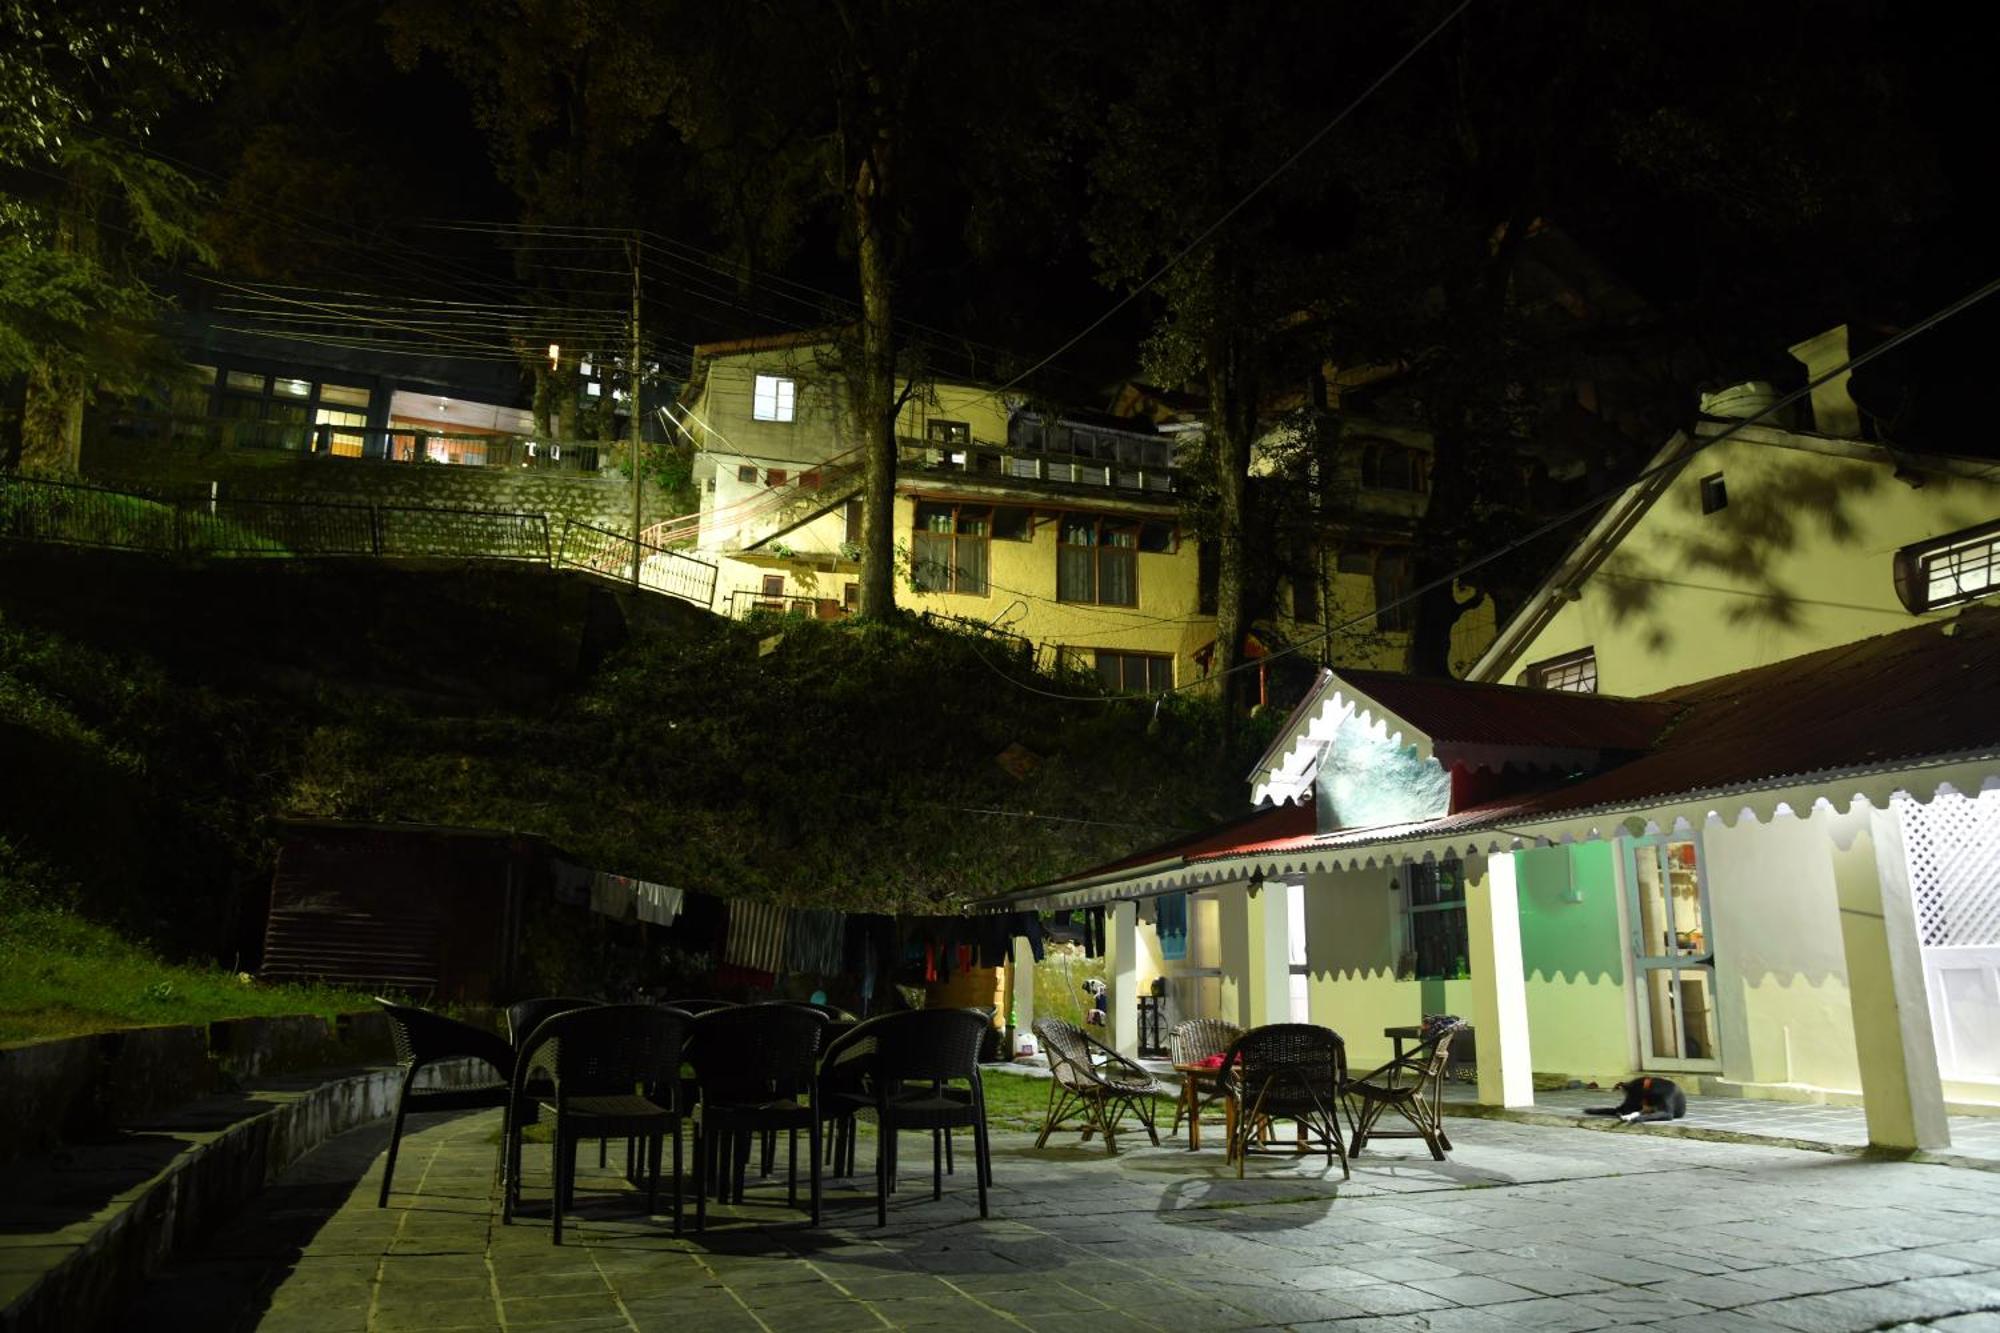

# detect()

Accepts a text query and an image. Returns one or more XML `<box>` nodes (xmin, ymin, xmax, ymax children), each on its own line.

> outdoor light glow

<box><xmin>547</xmin><ymin>342</ymin><xmax>560</xmax><ymax>368</ymax></box>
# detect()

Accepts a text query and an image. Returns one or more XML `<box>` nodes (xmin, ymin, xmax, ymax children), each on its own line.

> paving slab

<box><xmin>100</xmin><ymin>1104</ymin><xmax>2000</xmax><ymax>1332</ymax></box>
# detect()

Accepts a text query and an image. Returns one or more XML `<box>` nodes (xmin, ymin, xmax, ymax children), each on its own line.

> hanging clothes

<box><xmin>1012</xmin><ymin>911</ymin><xmax>1046</xmax><ymax>962</ymax></box>
<box><xmin>589</xmin><ymin>872</ymin><xmax>635</xmax><ymax>922</ymax></box>
<box><xmin>1156</xmin><ymin>892</ymin><xmax>1189</xmax><ymax>962</ymax></box>
<box><xmin>632</xmin><ymin>881</ymin><xmax>684</xmax><ymax>926</ymax></box>
<box><xmin>786</xmin><ymin>909</ymin><xmax>846</xmax><ymax>975</ymax></box>
<box><xmin>1086</xmin><ymin>906</ymin><xmax>1107</xmax><ymax>958</ymax></box>
<box><xmin>724</xmin><ymin>900</ymin><xmax>789</xmax><ymax>974</ymax></box>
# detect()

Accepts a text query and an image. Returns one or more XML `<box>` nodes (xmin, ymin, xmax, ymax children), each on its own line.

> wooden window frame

<box><xmin>1523</xmin><ymin>646</ymin><xmax>1598</xmax><ymax>694</ymax></box>
<box><xmin>1092</xmin><ymin>649</ymin><xmax>1173</xmax><ymax>695</ymax></box>
<box><xmin>1056</xmin><ymin>512</ymin><xmax>1140</xmax><ymax>607</ymax></box>
<box><xmin>1894</xmin><ymin>519</ymin><xmax>2000</xmax><ymax>614</ymax></box>
<box><xmin>911</xmin><ymin>500</ymin><xmax>991</xmax><ymax>596</ymax></box>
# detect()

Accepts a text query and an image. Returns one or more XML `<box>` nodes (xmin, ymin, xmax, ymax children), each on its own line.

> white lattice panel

<box><xmin>1902</xmin><ymin>788</ymin><xmax>2000</xmax><ymax>947</ymax></box>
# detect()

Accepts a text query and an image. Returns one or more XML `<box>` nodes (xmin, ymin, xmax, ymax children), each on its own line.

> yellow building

<box><xmin>672</xmin><ymin>333</ymin><xmax>1488</xmax><ymax>686</ymax></box>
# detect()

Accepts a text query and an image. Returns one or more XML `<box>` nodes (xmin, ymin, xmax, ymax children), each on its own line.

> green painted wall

<box><xmin>1516</xmin><ymin>843</ymin><xmax>1632</xmax><ymax>1079</ymax></box>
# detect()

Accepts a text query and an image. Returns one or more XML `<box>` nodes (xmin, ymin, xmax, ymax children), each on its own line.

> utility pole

<box><xmin>629</xmin><ymin>232</ymin><xmax>643</xmax><ymax>587</ymax></box>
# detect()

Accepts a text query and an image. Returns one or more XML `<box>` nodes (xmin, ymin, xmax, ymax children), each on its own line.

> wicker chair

<box><xmin>1221</xmin><ymin>1024</ymin><xmax>1350</xmax><ymax>1180</ymax></box>
<box><xmin>1344</xmin><ymin>1023</ymin><xmax>1462</xmax><ymax>1160</ymax></box>
<box><xmin>1167</xmin><ymin>1017</ymin><xmax>1243</xmax><ymax>1143</ymax></box>
<box><xmin>1031</xmin><ymin>1017</ymin><xmax>1161</xmax><ymax>1155</ymax></box>
<box><xmin>688</xmin><ymin>1003</ymin><xmax>828</xmax><ymax>1229</ymax></box>
<box><xmin>374</xmin><ymin>999</ymin><xmax>517</xmax><ymax>1208</ymax></box>
<box><xmin>501</xmin><ymin>1004</ymin><xmax>691</xmax><ymax>1243</ymax></box>
<box><xmin>823</xmin><ymin>1009</ymin><xmax>993</xmax><ymax>1225</ymax></box>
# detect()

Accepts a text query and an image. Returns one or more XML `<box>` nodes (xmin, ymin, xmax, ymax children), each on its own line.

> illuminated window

<box><xmin>752</xmin><ymin>374</ymin><xmax>796</xmax><ymax>422</ymax></box>
<box><xmin>926</xmin><ymin>419</ymin><xmax>971</xmax><ymax>446</ymax></box>
<box><xmin>1895</xmin><ymin>520</ymin><xmax>2000</xmax><ymax>614</ymax></box>
<box><xmin>912</xmin><ymin>501</ymin><xmax>989</xmax><ymax>595</ymax></box>
<box><xmin>1524</xmin><ymin>646</ymin><xmax>1598</xmax><ymax>694</ymax></box>
<box><xmin>1057</xmin><ymin>514</ymin><xmax>1137</xmax><ymax>606</ymax></box>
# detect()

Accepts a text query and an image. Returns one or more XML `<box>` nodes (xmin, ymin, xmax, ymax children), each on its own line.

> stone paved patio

<box><xmin>126</xmin><ymin>1104</ymin><xmax>2000</xmax><ymax>1332</ymax></box>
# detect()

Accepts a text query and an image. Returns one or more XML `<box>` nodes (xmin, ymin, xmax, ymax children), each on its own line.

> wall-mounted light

<box><xmin>548</xmin><ymin>342</ymin><xmax>561</xmax><ymax>370</ymax></box>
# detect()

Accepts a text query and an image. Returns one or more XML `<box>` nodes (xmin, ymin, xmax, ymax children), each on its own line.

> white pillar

<box><xmin>1105</xmin><ymin>899</ymin><xmax>1139</xmax><ymax>1058</ymax></box>
<box><xmin>1009</xmin><ymin>935</ymin><xmax>1036</xmax><ymax>1058</ymax></box>
<box><xmin>1465</xmin><ymin>852</ymin><xmax>1533</xmax><ymax>1107</ymax></box>
<box><xmin>1244</xmin><ymin>882</ymin><xmax>1292</xmax><ymax>1027</ymax></box>
<box><xmin>1831</xmin><ymin>805</ymin><xmax>1950</xmax><ymax>1150</ymax></box>
<box><xmin>1217</xmin><ymin>883</ymin><xmax>1252</xmax><ymax>1027</ymax></box>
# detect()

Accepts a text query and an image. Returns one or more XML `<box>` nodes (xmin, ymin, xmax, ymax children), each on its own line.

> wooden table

<box><xmin>1172</xmin><ymin>1061</ymin><xmax>1231</xmax><ymax>1151</ymax></box>
<box><xmin>1384</xmin><ymin>1023</ymin><xmax>1475</xmax><ymax>1071</ymax></box>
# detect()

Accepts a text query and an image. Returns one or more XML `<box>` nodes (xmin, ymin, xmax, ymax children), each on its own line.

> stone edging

<box><xmin>1</xmin><ymin>1059</ymin><xmax>477</xmax><ymax>1333</ymax></box>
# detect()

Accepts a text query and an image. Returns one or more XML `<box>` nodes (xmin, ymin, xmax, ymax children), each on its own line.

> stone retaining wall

<box><xmin>81</xmin><ymin>433</ymin><xmax>669</xmax><ymax>536</ymax></box>
<box><xmin>0</xmin><ymin>1012</ymin><xmax>393</xmax><ymax>1165</ymax></box>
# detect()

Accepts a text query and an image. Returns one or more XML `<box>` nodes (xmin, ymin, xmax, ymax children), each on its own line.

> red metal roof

<box><xmin>1332</xmin><ymin>668</ymin><xmax>1681</xmax><ymax>752</ymax></box>
<box><xmin>1007</xmin><ymin>607</ymin><xmax>2000</xmax><ymax>894</ymax></box>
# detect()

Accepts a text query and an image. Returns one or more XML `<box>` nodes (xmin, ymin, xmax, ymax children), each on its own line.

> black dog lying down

<box><xmin>1585</xmin><ymin>1076</ymin><xmax>1686</xmax><ymax>1124</ymax></box>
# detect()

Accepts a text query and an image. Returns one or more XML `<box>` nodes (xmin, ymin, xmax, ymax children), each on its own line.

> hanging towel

<box><xmin>633</xmin><ymin>881</ymin><xmax>684</xmax><ymax>926</ymax></box>
<box><xmin>589</xmin><ymin>872</ymin><xmax>635</xmax><ymax>922</ymax></box>
<box><xmin>1157</xmin><ymin>892</ymin><xmax>1189</xmax><ymax>962</ymax></box>
<box><xmin>725</xmin><ymin>900</ymin><xmax>789</xmax><ymax>973</ymax></box>
<box><xmin>786</xmin><ymin>909</ymin><xmax>846</xmax><ymax>975</ymax></box>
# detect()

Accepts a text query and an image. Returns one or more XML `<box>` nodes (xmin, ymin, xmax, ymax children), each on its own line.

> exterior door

<box><xmin>1623</xmin><ymin>835</ymin><xmax>1723</xmax><ymax>1071</ymax></box>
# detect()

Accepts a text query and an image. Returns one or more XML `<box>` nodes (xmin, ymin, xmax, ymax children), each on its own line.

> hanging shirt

<box><xmin>632</xmin><ymin>881</ymin><xmax>684</xmax><ymax>926</ymax></box>
<box><xmin>589</xmin><ymin>872</ymin><xmax>635</xmax><ymax>922</ymax></box>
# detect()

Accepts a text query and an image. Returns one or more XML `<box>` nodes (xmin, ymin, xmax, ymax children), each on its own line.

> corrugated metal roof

<box><xmin>1218</xmin><ymin>607</ymin><xmax>2000</xmax><ymax>860</ymax></box>
<box><xmin>1331</xmin><ymin>668</ymin><xmax>1681</xmax><ymax>751</ymax></box>
<box><xmin>989</xmin><ymin>606</ymin><xmax>2000</xmax><ymax>904</ymax></box>
<box><xmin>1009</xmin><ymin>799</ymin><xmax>1316</xmax><ymax>893</ymax></box>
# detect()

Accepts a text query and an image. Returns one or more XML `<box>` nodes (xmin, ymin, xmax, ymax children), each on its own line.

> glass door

<box><xmin>1623</xmin><ymin>835</ymin><xmax>1722</xmax><ymax>1071</ymax></box>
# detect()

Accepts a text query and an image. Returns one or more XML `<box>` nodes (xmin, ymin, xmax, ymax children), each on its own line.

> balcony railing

<box><xmin>898</xmin><ymin>438</ymin><xmax>1176</xmax><ymax>496</ymax></box>
<box><xmin>92</xmin><ymin>410</ymin><xmax>604</xmax><ymax>475</ymax></box>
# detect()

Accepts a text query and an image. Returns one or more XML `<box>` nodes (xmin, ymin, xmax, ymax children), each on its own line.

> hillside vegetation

<box><xmin>0</xmin><ymin>548</ymin><xmax>1277</xmax><ymax>988</ymax></box>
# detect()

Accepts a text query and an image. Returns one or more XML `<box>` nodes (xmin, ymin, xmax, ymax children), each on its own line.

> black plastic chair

<box><xmin>505</xmin><ymin>996</ymin><xmax>600</xmax><ymax>1046</ymax></box>
<box><xmin>502</xmin><ymin>1004</ymin><xmax>691</xmax><ymax>1243</ymax></box>
<box><xmin>374</xmin><ymin>999</ymin><xmax>516</xmax><ymax>1208</ymax></box>
<box><xmin>689</xmin><ymin>1003</ymin><xmax>828</xmax><ymax>1229</ymax></box>
<box><xmin>1221</xmin><ymin>1023</ymin><xmax>1350</xmax><ymax>1180</ymax></box>
<box><xmin>661</xmin><ymin>998</ymin><xmax>736</xmax><ymax>1015</ymax></box>
<box><xmin>825</xmin><ymin>1010</ymin><xmax>993</xmax><ymax>1226</ymax></box>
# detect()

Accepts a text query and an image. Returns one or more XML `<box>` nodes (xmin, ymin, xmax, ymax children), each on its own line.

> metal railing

<box><xmin>898</xmin><ymin>439</ymin><xmax>1176</xmax><ymax>495</ymax></box>
<box><xmin>93</xmin><ymin>410</ymin><xmax>604</xmax><ymax>474</ymax></box>
<box><xmin>554</xmin><ymin>518</ymin><xmax>720</xmax><ymax>610</ymax></box>
<box><xmin>720</xmin><ymin>590</ymin><xmax>851</xmax><ymax>620</ymax></box>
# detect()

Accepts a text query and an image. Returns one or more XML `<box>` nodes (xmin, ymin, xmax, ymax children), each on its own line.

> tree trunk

<box><xmin>18</xmin><ymin>186</ymin><xmax>90</xmax><ymax>476</ymax></box>
<box><xmin>1207</xmin><ymin>328</ymin><xmax>1257</xmax><ymax>719</ymax></box>
<box><xmin>18</xmin><ymin>359</ymin><xmax>84</xmax><ymax>476</ymax></box>
<box><xmin>852</xmin><ymin>132</ymin><xmax>898</xmax><ymax>619</ymax></box>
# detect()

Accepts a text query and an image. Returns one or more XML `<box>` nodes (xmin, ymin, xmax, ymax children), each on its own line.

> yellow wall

<box><xmin>1512</xmin><ymin>431</ymin><xmax>2000</xmax><ymax>697</ymax></box>
<box><xmin>1301</xmin><ymin>862</ymin><xmax>1475</xmax><ymax>1072</ymax></box>
<box><xmin>1704</xmin><ymin>811</ymin><xmax>1863</xmax><ymax>1095</ymax></box>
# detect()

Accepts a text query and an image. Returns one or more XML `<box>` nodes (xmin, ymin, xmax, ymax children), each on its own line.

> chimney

<box><xmin>1787</xmin><ymin>324</ymin><xmax>1862</xmax><ymax>438</ymax></box>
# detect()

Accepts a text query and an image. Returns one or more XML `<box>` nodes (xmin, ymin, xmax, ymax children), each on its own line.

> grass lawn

<box><xmin>0</xmin><ymin>899</ymin><xmax>373</xmax><ymax>1045</ymax></box>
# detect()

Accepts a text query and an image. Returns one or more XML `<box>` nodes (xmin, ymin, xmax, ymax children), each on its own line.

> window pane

<box><xmin>992</xmin><ymin>506</ymin><xmax>1031</xmax><ymax>541</ymax></box>
<box><xmin>1146</xmin><ymin>655</ymin><xmax>1172</xmax><ymax>693</ymax></box>
<box><xmin>753</xmin><ymin>373</ymin><xmax>795</xmax><ymax>422</ymax></box>
<box><xmin>1058</xmin><ymin>546</ymin><xmax>1095</xmax><ymax>602</ymax></box>
<box><xmin>913</xmin><ymin>532</ymin><xmax>952</xmax><ymax>591</ymax></box>
<box><xmin>273</xmin><ymin>377</ymin><xmax>312</xmax><ymax>399</ymax></box>
<box><xmin>1060</xmin><ymin>517</ymin><xmax>1096</xmax><ymax>546</ymax></box>
<box><xmin>917</xmin><ymin>502</ymin><xmax>954</xmax><ymax>534</ymax></box>
<box><xmin>956</xmin><ymin>507</ymin><xmax>989</xmax><ymax>536</ymax></box>
<box><xmin>1095</xmin><ymin>652</ymin><xmax>1124</xmax><ymax>692</ymax></box>
<box><xmin>318</xmin><ymin>383</ymin><xmax>370</xmax><ymax>408</ymax></box>
<box><xmin>1098</xmin><ymin>546</ymin><xmax>1137</xmax><ymax>606</ymax></box>
<box><xmin>955</xmin><ymin>533</ymin><xmax>988</xmax><ymax>595</ymax></box>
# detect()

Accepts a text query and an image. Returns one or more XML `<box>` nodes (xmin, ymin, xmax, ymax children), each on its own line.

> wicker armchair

<box><xmin>1344</xmin><ymin>1023</ymin><xmax>1462</xmax><ymax>1160</ymax></box>
<box><xmin>501</xmin><ymin>1004</ymin><xmax>691</xmax><ymax>1243</ymax></box>
<box><xmin>1167</xmin><ymin>1017</ymin><xmax>1243</xmax><ymax>1142</ymax></box>
<box><xmin>688</xmin><ymin>1003</ymin><xmax>828</xmax><ymax>1229</ymax></box>
<box><xmin>1221</xmin><ymin>1024</ymin><xmax>1350</xmax><ymax>1180</ymax></box>
<box><xmin>374</xmin><ymin>999</ymin><xmax>517</xmax><ymax>1208</ymax></box>
<box><xmin>1031</xmin><ymin>1017</ymin><xmax>1161</xmax><ymax>1155</ymax></box>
